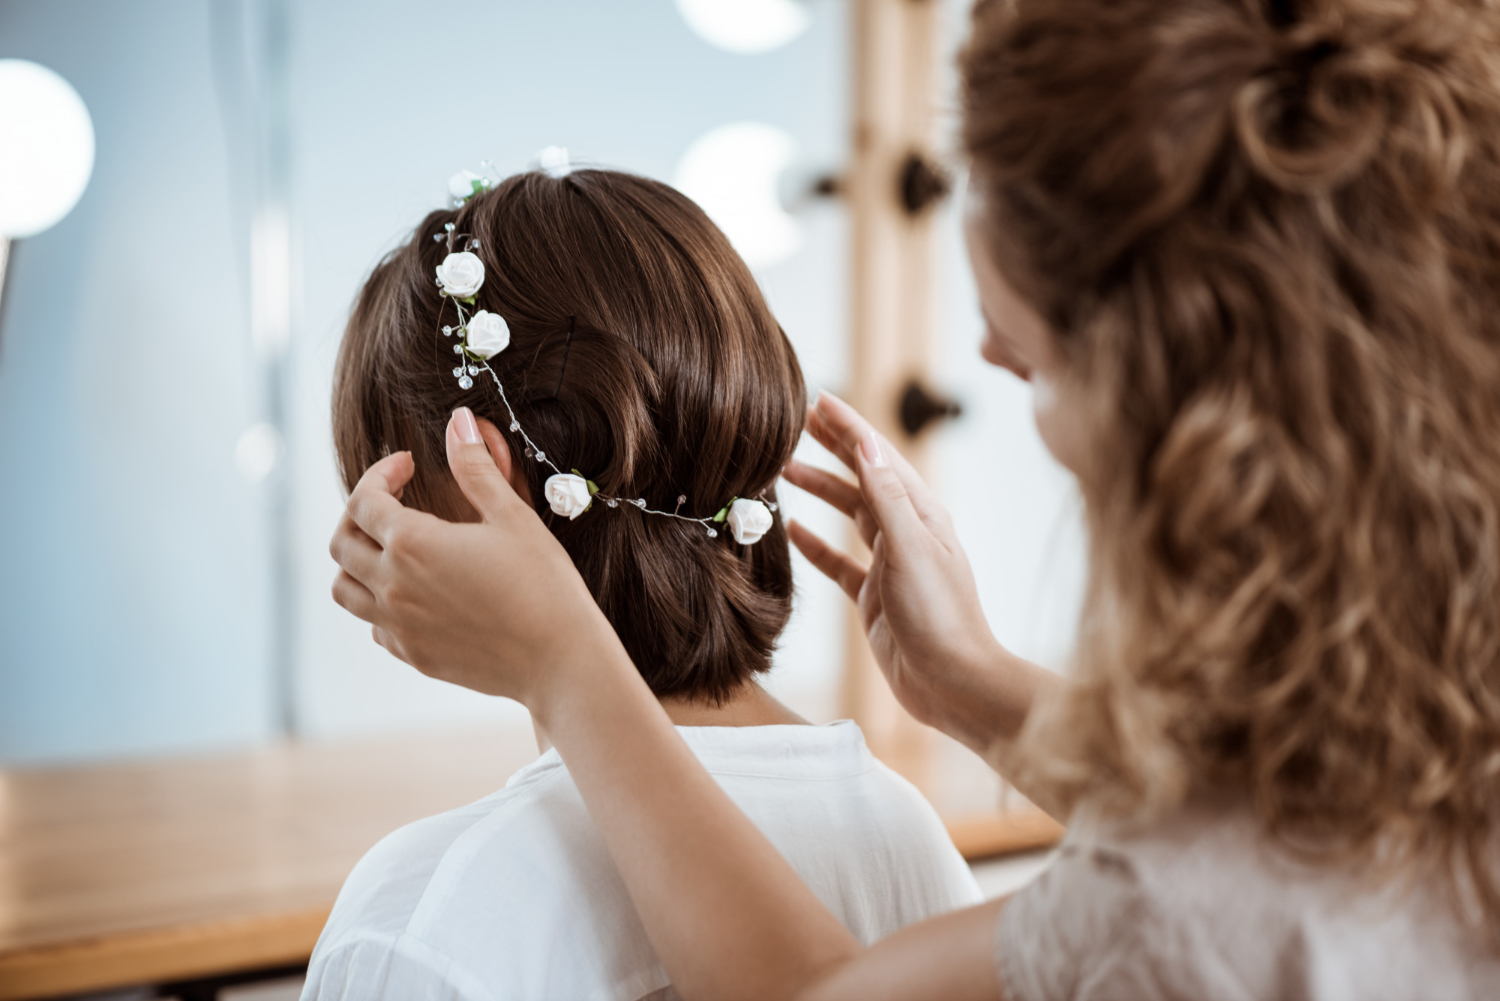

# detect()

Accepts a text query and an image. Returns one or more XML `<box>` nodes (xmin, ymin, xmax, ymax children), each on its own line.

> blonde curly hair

<box><xmin>962</xmin><ymin>0</ymin><xmax>1500</xmax><ymax>925</ymax></box>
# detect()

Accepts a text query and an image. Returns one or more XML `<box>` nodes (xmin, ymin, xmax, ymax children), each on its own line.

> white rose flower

<box><xmin>466</xmin><ymin>310</ymin><xmax>510</xmax><ymax>358</ymax></box>
<box><xmin>436</xmin><ymin>251</ymin><xmax>484</xmax><ymax>298</ymax></box>
<box><xmin>536</xmin><ymin>145</ymin><xmax>572</xmax><ymax>178</ymax></box>
<box><xmin>726</xmin><ymin>498</ymin><xmax>774</xmax><ymax>545</ymax></box>
<box><xmin>545</xmin><ymin>473</ymin><xmax>593</xmax><ymax>520</ymax></box>
<box><xmin>449</xmin><ymin>169</ymin><xmax>484</xmax><ymax>200</ymax></box>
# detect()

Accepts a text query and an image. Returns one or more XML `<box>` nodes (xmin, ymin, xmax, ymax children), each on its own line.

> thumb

<box><xmin>447</xmin><ymin>407</ymin><xmax>527</xmax><ymax>522</ymax></box>
<box><xmin>854</xmin><ymin>431</ymin><xmax>929</xmax><ymax>555</ymax></box>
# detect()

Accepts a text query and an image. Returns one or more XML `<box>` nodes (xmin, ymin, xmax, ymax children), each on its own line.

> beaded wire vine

<box><xmin>432</xmin><ymin>174</ymin><xmax>778</xmax><ymax>543</ymax></box>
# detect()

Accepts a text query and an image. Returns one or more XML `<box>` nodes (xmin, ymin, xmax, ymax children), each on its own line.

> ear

<box><xmin>475</xmin><ymin>416</ymin><xmax>533</xmax><ymax>504</ymax></box>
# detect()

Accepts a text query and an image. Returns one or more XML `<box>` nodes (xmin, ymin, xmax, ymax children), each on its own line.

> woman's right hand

<box><xmin>784</xmin><ymin>392</ymin><xmax>1054</xmax><ymax>759</ymax></box>
<box><xmin>328</xmin><ymin>410</ymin><xmax>630</xmax><ymax>710</ymax></box>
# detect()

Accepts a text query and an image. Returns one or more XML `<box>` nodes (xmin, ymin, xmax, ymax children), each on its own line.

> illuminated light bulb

<box><xmin>0</xmin><ymin>60</ymin><xmax>95</xmax><ymax>238</ymax></box>
<box><xmin>235</xmin><ymin>422</ymin><xmax>284</xmax><ymax>484</ymax></box>
<box><xmin>674</xmin><ymin>0</ymin><xmax>810</xmax><ymax>54</ymax></box>
<box><xmin>674</xmin><ymin>122</ymin><xmax>801</xmax><ymax>270</ymax></box>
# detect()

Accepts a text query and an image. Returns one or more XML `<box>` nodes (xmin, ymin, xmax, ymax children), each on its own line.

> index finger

<box><xmin>808</xmin><ymin>392</ymin><xmax>947</xmax><ymax>526</ymax></box>
<box><xmin>347</xmin><ymin>451</ymin><xmax>417</xmax><ymax>546</ymax></box>
<box><xmin>805</xmin><ymin>401</ymin><xmax>857</xmax><ymax>472</ymax></box>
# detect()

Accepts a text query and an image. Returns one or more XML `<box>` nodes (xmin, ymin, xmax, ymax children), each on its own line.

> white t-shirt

<box><xmin>996</xmin><ymin>796</ymin><xmax>1500</xmax><ymax>1001</ymax></box>
<box><xmin>304</xmin><ymin>721</ymin><xmax>981</xmax><ymax>1001</ymax></box>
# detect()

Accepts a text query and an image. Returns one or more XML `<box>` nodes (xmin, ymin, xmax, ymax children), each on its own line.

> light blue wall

<box><xmin>0</xmin><ymin>0</ymin><xmax>273</xmax><ymax>763</ymax></box>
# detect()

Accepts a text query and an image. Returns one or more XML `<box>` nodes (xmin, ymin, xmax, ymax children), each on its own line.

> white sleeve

<box><xmin>301</xmin><ymin>933</ymin><xmax>500</xmax><ymax>1001</ymax></box>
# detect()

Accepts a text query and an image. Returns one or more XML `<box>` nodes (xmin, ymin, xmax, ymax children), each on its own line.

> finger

<box><xmin>804</xmin><ymin>401</ymin><xmax>856</xmax><ymax>472</ymax></box>
<box><xmin>347</xmin><ymin>451</ymin><xmax>418</xmax><ymax>546</ymax></box>
<box><xmin>329</xmin><ymin>516</ymin><xmax>383</xmax><ymax>585</ymax></box>
<box><xmin>331</xmin><ymin>569</ymin><xmax>379</xmax><ymax>623</ymax></box>
<box><xmin>783</xmin><ymin>458</ymin><xmax>878</xmax><ymax>549</ymax></box>
<box><xmin>782</xmin><ymin>459</ymin><xmax>864</xmax><ymax>519</ymax></box>
<box><xmin>814</xmin><ymin>393</ymin><xmax>949</xmax><ymax>530</ymax></box>
<box><xmin>371</xmin><ymin>625</ymin><xmax>414</xmax><ymax>668</ymax></box>
<box><xmin>788</xmin><ymin>519</ymin><xmax>868</xmax><ymax>601</ymax></box>
<box><xmin>852</xmin><ymin>431</ymin><xmax>937</xmax><ymax>559</ymax></box>
<box><xmin>448</xmin><ymin>407</ymin><xmax>530</xmax><ymax>524</ymax></box>
<box><xmin>853</xmin><ymin>506</ymin><xmax>879</xmax><ymax>551</ymax></box>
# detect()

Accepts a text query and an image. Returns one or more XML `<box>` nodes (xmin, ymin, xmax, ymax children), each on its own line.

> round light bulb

<box><xmin>675</xmin><ymin>122</ymin><xmax>801</xmax><ymax>270</ymax></box>
<box><xmin>0</xmin><ymin>60</ymin><xmax>95</xmax><ymax>239</ymax></box>
<box><xmin>235</xmin><ymin>422</ymin><xmax>284</xmax><ymax>484</ymax></box>
<box><xmin>674</xmin><ymin>0</ymin><xmax>810</xmax><ymax>54</ymax></box>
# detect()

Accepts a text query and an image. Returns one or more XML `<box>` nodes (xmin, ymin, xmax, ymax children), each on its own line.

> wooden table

<box><xmin>0</xmin><ymin>729</ymin><xmax>1060</xmax><ymax>1000</ymax></box>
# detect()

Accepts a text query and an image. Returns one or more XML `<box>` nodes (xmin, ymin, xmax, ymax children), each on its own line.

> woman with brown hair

<box><xmin>328</xmin><ymin>0</ymin><xmax>1500</xmax><ymax>997</ymax></box>
<box><xmin>305</xmin><ymin>170</ymin><xmax>980</xmax><ymax>999</ymax></box>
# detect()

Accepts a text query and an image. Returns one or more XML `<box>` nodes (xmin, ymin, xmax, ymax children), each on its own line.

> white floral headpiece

<box><xmin>432</xmin><ymin>168</ymin><xmax>777</xmax><ymax>544</ymax></box>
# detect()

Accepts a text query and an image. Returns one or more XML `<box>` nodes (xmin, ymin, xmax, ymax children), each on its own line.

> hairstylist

<box><xmin>328</xmin><ymin>1</ymin><xmax>1500</xmax><ymax>998</ymax></box>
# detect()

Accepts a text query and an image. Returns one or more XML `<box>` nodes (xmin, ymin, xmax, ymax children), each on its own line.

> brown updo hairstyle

<box><xmin>963</xmin><ymin>0</ymin><xmax>1500</xmax><ymax>925</ymax></box>
<box><xmin>333</xmin><ymin>170</ymin><xmax>805</xmax><ymax>703</ymax></box>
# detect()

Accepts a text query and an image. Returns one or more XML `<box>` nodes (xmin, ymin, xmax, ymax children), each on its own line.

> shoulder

<box><xmin>311</xmin><ymin>756</ymin><xmax>663</xmax><ymax>1000</ymax></box>
<box><xmin>995</xmin><ymin>800</ymin><xmax>1286</xmax><ymax>1001</ymax></box>
<box><xmin>309</xmin><ymin>757</ymin><xmax>596</xmax><ymax>973</ymax></box>
<box><xmin>994</xmin><ymin>798</ymin><xmax>1500</xmax><ymax>1001</ymax></box>
<box><xmin>859</xmin><ymin>759</ymin><xmax>978</xmax><ymax>857</ymax></box>
<box><xmin>717</xmin><ymin>726</ymin><xmax>984</xmax><ymax>929</ymax></box>
<box><xmin>699</xmin><ymin>722</ymin><xmax>967</xmax><ymax>873</ymax></box>
<box><xmin>303</xmin><ymin>931</ymin><xmax>501</xmax><ymax>1001</ymax></box>
<box><xmin>859</xmin><ymin>760</ymin><xmax>986</xmax><ymax>907</ymax></box>
<box><xmin>995</xmin><ymin>821</ymin><xmax>1156</xmax><ymax>1001</ymax></box>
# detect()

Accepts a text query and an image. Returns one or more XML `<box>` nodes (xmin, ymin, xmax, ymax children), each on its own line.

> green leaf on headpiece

<box><xmin>712</xmin><ymin>496</ymin><xmax>739</xmax><ymax>522</ymax></box>
<box><xmin>572</xmin><ymin>469</ymin><xmax>601</xmax><ymax>496</ymax></box>
<box><xmin>470</xmin><ymin>178</ymin><xmax>485</xmax><ymax>198</ymax></box>
<box><xmin>462</xmin><ymin>296</ymin><xmax>477</xmax><ymax>306</ymax></box>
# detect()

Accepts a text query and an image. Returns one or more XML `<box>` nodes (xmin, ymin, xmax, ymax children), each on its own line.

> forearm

<box><xmin>929</xmin><ymin>641</ymin><xmax>1067</xmax><ymax>819</ymax></box>
<box><xmin>805</xmin><ymin>898</ymin><xmax>1008</xmax><ymax>1001</ymax></box>
<box><xmin>531</xmin><ymin>619</ymin><xmax>861</xmax><ymax>1001</ymax></box>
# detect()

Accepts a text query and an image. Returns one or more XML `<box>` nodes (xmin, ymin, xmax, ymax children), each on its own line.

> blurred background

<box><xmin>0</xmin><ymin>1</ymin><xmax>1084</xmax><ymax>996</ymax></box>
<box><xmin>0</xmin><ymin>0</ymin><xmax>1085</xmax><ymax>767</ymax></box>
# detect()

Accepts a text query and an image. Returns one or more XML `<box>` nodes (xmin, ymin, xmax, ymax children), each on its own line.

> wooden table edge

<box><xmin>0</xmin><ymin>810</ymin><xmax>1061</xmax><ymax>1000</ymax></box>
<box><xmin>0</xmin><ymin>905</ymin><xmax>331</xmax><ymax>1001</ymax></box>
<box><xmin>946</xmin><ymin>807</ymin><xmax>1065</xmax><ymax>861</ymax></box>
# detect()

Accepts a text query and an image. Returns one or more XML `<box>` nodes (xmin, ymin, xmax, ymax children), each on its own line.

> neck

<box><xmin>658</xmin><ymin>681</ymin><xmax>808</xmax><ymax>727</ymax></box>
<box><xmin>533</xmin><ymin>681</ymin><xmax>806</xmax><ymax>754</ymax></box>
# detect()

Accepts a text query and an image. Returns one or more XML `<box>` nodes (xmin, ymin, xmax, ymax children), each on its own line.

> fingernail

<box><xmin>859</xmin><ymin>431</ymin><xmax>887</xmax><ymax>468</ymax></box>
<box><xmin>452</xmin><ymin>407</ymin><xmax>481</xmax><ymax>444</ymax></box>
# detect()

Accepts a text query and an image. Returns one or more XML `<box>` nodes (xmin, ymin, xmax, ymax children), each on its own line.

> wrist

<box><xmin>936</xmin><ymin>638</ymin><xmax>1044</xmax><ymax>754</ymax></box>
<box><xmin>525</xmin><ymin>607</ymin><xmax>641</xmax><ymax>730</ymax></box>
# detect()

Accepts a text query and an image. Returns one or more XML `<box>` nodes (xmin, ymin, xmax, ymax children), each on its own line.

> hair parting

<box><xmin>551</xmin><ymin>314</ymin><xmax>575</xmax><ymax>400</ymax></box>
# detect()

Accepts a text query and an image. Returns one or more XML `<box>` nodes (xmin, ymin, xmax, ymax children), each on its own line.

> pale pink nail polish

<box><xmin>453</xmin><ymin>407</ymin><xmax>481</xmax><ymax>444</ymax></box>
<box><xmin>860</xmin><ymin>431</ymin><xmax>887</xmax><ymax>468</ymax></box>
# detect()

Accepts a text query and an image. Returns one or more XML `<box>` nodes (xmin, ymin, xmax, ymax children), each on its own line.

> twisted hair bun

<box><xmin>335</xmin><ymin>170</ymin><xmax>806</xmax><ymax>702</ymax></box>
<box><xmin>1235</xmin><ymin>0</ymin><xmax>1491</xmax><ymax>196</ymax></box>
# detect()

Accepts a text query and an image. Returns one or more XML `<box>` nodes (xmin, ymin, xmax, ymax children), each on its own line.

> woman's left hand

<box><xmin>328</xmin><ymin>409</ymin><xmax>625</xmax><ymax>707</ymax></box>
<box><xmin>782</xmin><ymin>393</ymin><xmax>1055</xmax><ymax>766</ymax></box>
